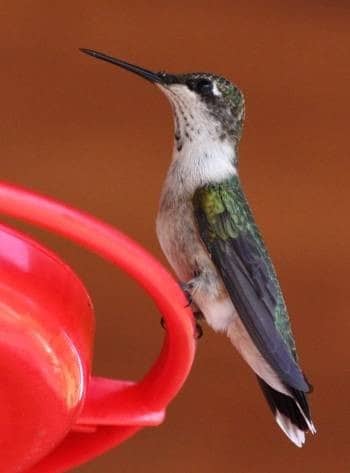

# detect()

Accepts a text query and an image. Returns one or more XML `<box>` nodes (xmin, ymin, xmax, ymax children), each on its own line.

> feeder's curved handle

<box><xmin>0</xmin><ymin>182</ymin><xmax>196</xmax><ymax>472</ymax></box>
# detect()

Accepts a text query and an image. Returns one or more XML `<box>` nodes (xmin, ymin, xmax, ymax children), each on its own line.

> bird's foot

<box><xmin>160</xmin><ymin>280</ymin><xmax>204</xmax><ymax>339</ymax></box>
<box><xmin>180</xmin><ymin>281</ymin><xmax>194</xmax><ymax>307</ymax></box>
<box><xmin>160</xmin><ymin>316</ymin><xmax>203</xmax><ymax>340</ymax></box>
<box><xmin>193</xmin><ymin>310</ymin><xmax>204</xmax><ymax>339</ymax></box>
<box><xmin>159</xmin><ymin>281</ymin><xmax>194</xmax><ymax>330</ymax></box>
<box><xmin>194</xmin><ymin>321</ymin><xmax>203</xmax><ymax>339</ymax></box>
<box><xmin>180</xmin><ymin>280</ymin><xmax>200</xmax><ymax>307</ymax></box>
<box><xmin>181</xmin><ymin>280</ymin><xmax>204</xmax><ymax>339</ymax></box>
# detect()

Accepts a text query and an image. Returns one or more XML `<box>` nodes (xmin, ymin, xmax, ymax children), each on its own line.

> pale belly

<box><xmin>156</xmin><ymin>199</ymin><xmax>237</xmax><ymax>332</ymax></box>
<box><xmin>156</xmin><ymin>197</ymin><xmax>287</xmax><ymax>394</ymax></box>
<box><xmin>156</xmin><ymin>198</ymin><xmax>205</xmax><ymax>280</ymax></box>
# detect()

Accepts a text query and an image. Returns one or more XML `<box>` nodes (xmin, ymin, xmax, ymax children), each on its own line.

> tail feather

<box><xmin>257</xmin><ymin>377</ymin><xmax>316</xmax><ymax>447</ymax></box>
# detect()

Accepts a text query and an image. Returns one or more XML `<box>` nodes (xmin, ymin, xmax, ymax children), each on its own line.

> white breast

<box><xmin>158</xmin><ymin>82</ymin><xmax>237</xmax><ymax>194</ymax></box>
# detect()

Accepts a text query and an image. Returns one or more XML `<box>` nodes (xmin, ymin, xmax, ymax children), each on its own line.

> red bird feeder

<box><xmin>0</xmin><ymin>182</ymin><xmax>196</xmax><ymax>472</ymax></box>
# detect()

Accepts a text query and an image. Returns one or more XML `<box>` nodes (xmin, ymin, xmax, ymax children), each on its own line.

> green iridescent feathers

<box><xmin>193</xmin><ymin>175</ymin><xmax>297</xmax><ymax>360</ymax></box>
<box><xmin>216</xmin><ymin>77</ymin><xmax>245</xmax><ymax>140</ymax></box>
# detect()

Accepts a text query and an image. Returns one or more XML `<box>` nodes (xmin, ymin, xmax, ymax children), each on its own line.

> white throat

<box><xmin>159</xmin><ymin>83</ymin><xmax>237</xmax><ymax>195</ymax></box>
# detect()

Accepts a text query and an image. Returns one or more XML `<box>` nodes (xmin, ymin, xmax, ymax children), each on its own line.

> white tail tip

<box><xmin>275</xmin><ymin>411</ymin><xmax>306</xmax><ymax>448</ymax></box>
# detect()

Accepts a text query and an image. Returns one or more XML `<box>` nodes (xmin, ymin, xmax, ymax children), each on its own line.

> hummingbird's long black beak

<box><xmin>80</xmin><ymin>48</ymin><xmax>169</xmax><ymax>84</ymax></box>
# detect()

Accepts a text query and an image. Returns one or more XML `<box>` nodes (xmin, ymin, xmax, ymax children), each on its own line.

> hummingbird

<box><xmin>80</xmin><ymin>48</ymin><xmax>316</xmax><ymax>447</ymax></box>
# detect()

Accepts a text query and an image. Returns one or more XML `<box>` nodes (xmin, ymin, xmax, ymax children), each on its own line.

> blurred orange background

<box><xmin>0</xmin><ymin>1</ymin><xmax>349</xmax><ymax>472</ymax></box>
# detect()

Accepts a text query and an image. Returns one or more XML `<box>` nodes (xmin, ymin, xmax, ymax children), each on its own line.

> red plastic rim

<box><xmin>0</xmin><ymin>182</ymin><xmax>196</xmax><ymax>472</ymax></box>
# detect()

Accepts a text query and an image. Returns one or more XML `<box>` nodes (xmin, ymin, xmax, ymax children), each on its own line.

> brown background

<box><xmin>0</xmin><ymin>1</ymin><xmax>349</xmax><ymax>472</ymax></box>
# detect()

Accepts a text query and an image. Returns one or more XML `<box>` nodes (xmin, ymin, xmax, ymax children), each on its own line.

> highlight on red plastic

<box><xmin>0</xmin><ymin>182</ymin><xmax>196</xmax><ymax>473</ymax></box>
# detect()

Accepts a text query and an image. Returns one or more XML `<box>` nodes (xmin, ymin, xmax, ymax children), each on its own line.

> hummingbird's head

<box><xmin>80</xmin><ymin>49</ymin><xmax>245</xmax><ymax>158</ymax></box>
<box><xmin>158</xmin><ymin>72</ymin><xmax>245</xmax><ymax>149</ymax></box>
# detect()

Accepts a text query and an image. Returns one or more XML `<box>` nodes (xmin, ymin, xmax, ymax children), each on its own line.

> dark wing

<box><xmin>193</xmin><ymin>177</ymin><xmax>309</xmax><ymax>392</ymax></box>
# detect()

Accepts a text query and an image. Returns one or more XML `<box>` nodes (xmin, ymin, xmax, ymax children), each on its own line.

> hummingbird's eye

<box><xmin>196</xmin><ymin>78</ymin><xmax>213</xmax><ymax>96</ymax></box>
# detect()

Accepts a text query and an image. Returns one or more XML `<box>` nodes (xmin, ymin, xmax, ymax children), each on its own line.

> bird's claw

<box><xmin>160</xmin><ymin>316</ymin><xmax>203</xmax><ymax>340</ymax></box>
<box><xmin>160</xmin><ymin>317</ymin><xmax>204</xmax><ymax>340</ymax></box>
<box><xmin>160</xmin><ymin>282</ymin><xmax>204</xmax><ymax>340</ymax></box>
<box><xmin>195</xmin><ymin>322</ymin><xmax>203</xmax><ymax>339</ymax></box>
<box><xmin>180</xmin><ymin>281</ymin><xmax>193</xmax><ymax>307</ymax></box>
